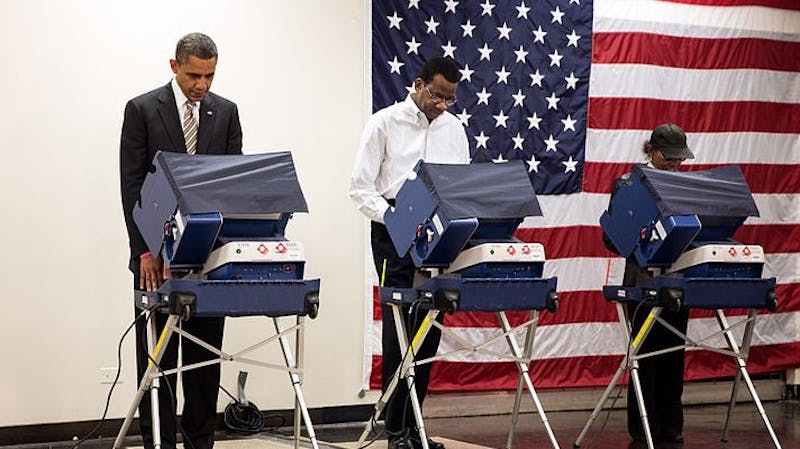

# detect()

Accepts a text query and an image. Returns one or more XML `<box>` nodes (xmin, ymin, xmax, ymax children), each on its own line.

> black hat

<box><xmin>649</xmin><ymin>123</ymin><xmax>694</xmax><ymax>159</ymax></box>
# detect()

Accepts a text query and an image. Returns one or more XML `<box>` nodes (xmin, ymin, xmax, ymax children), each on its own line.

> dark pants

<box><xmin>371</xmin><ymin>222</ymin><xmax>443</xmax><ymax>436</ymax></box>
<box><xmin>627</xmin><ymin>303</ymin><xmax>689</xmax><ymax>440</ymax></box>
<box><xmin>132</xmin><ymin>261</ymin><xmax>224</xmax><ymax>449</ymax></box>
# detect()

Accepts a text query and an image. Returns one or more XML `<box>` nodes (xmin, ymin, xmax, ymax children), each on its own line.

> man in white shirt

<box><xmin>350</xmin><ymin>57</ymin><xmax>469</xmax><ymax>449</ymax></box>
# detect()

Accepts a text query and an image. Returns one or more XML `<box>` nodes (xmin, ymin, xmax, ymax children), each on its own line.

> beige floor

<box><xmin>130</xmin><ymin>435</ymin><xmax>491</xmax><ymax>449</ymax></box>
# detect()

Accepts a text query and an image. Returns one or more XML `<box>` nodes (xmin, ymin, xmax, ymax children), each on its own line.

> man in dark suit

<box><xmin>119</xmin><ymin>32</ymin><xmax>242</xmax><ymax>449</ymax></box>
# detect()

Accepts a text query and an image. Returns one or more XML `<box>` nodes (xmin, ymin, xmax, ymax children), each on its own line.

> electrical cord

<box><xmin>359</xmin><ymin>298</ymin><xmax>427</xmax><ymax>449</ymax></box>
<box><xmin>217</xmin><ymin>384</ymin><xmax>286</xmax><ymax>434</ymax></box>
<box><xmin>70</xmin><ymin>305</ymin><xmax>156</xmax><ymax>449</ymax></box>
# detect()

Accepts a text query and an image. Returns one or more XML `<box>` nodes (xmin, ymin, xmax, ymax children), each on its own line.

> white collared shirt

<box><xmin>349</xmin><ymin>94</ymin><xmax>470</xmax><ymax>224</ymax></box>
<box><xmin>171</xmin><ymin>78</ymin><xmax>199</xmax><ymax>125</ymax></box>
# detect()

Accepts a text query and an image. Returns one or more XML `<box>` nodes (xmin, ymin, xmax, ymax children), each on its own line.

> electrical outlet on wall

<box><xmin>99</xmin><ymin>367</ymin><xmax>121</xmax><ymax>384</ymax></box>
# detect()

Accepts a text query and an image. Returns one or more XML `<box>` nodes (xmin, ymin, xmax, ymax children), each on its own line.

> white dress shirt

<box><xmin>171</xmin><ymin>78</ymin><xmax>199</xmax><ymax>124</ymax></box>
<box><xmin>349</xmin><ymin>94</ymin><xmax>470</xmax><ymax>224</ymax></box>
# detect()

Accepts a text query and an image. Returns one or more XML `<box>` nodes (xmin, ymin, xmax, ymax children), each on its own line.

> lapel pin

<box><xmin>207</xmin><ymin>110</ymin><xmax>213</xmax><ymax>115</ymax></box>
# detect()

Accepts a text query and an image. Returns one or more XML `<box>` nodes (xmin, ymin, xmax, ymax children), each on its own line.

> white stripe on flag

<box><xmin>594</xmin><ymin>0</ymin><xmax>800</xmax><ymax>38</ymax></box>
<box><xmin>371</xmin><ymin>311</ymin><xmax>800</xmax><ymax>361</ymax></box>
<box><xmin>523</xmin><ymin>193</ymin><xmax>800</xmax><ymax>229</ymax></box>
<box><xmin>590</xmin><ymin>65</ymin><xmax>800</xmax><ymax>103</ymax></box>
<box><xmin>585</xmin><ymin>130</ymin><xmax>800</xmax><ymax>165</ymax></box>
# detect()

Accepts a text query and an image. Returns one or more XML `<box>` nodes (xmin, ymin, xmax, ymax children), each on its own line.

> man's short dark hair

<box><xmin>175</xmin><ymin>33</ymin><xmax>218</xmax><ymax>64</ymax></box>
<box><xmin>419</xmin><ymin>56</ymin><xmax>460</xmax><ymax>84</ymax></box>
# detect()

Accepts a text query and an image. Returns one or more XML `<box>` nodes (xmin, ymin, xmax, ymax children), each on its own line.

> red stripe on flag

<box><xmin>517</xmin><ymin>225</ymin><xmax>800</xmax><ymax>258</ymax></box>
<box><xmin>371</xmin><ymin>341</ymin><xmax>800</xmax><ymax>390</ymax></box>
<box><xmin>593</xmin><ymin>32</ymin><xmax>800</xmax><ymax>71</ymax></box>
<box><xmin>735</xmin><ymin>226</ymin><xmax>800</xmax><ymax>254</ymax></box>
<box><xmin>582</xmin><ymin>161</ymin><xmax>800</xmax><ymax>194</ymax></box>
<box><xmin>587</xmin><ymin>98</ymin><xmax>800</xmax><ymax>134</ymax></box>
<box><xmin>515</xmin><ymin>226</ymin><xmax>617</xmax><ymax>259</ymax></box>
<box><xmin>658</xmin><ymin>0</ymin><xmax>800</xmax><ymax>11</ymax></box>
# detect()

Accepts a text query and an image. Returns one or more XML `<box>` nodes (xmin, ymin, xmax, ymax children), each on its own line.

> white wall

<box><xmin>0</xmin><ymin>0</ymin><xmax>375</xmax><ymax>427</ymax></box>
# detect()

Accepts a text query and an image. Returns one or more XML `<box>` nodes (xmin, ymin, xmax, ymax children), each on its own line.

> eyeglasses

<box><xmin>425</xmin><ymin>86</ymin><xmax>457</xmax><ymax>107</ymax></box>
<box><xmin>656</xmin><ymin>149</ymin><xmax>686</xmax><ymax>163</ymax></box>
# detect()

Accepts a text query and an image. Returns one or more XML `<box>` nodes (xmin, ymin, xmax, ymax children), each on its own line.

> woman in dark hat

<box><xmin>604</xmin><ymin>123</ymin><xmax>694</xmax><ymax>446</ymax></box>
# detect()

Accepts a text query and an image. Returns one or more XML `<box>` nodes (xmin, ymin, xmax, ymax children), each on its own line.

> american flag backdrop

<box><xmin>363</xmin><ymin>0</ymin><xmax>800</xmax><ymax>391</ymax></box>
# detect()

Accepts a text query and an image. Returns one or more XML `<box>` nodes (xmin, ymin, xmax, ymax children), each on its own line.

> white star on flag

<box><xmin>548</xmin><ymin>49</ymin><xmax>563</xmax><ymax>67</ymax></box>
<box><xmin>459</xmin><ymin>64</ymin><xmax>475</xmax><ymax>82</ymax></box>
<box><xmin>527</xmin><ymin>112</ymin><xmax>542</xmax><ymax>130</ymax></box>
<box><xmin>551</xmin><ymin>6</ymin><xmax>565</xmax><ymax>24</ymax></box>
<box><xmin>512</xmin><ymin>133</ymin><xmax>525</xmax><ymax>150</ymax></box>
<box><xmin>567</xmin><ymin>30</ymin><xmax>581</xmax><ymax>47</ymax></box>
<box><xmin>563</xmin><ymin>156</ymin><xmax>578</xmax><ymax>173</ymax></box>
<box><xmin>565</xmin><ymin>72</ymin><xmax>579</xmax><ymax>90</ymax></box>
<box><xmin>425</xmin><ymin>16</ymin><xmax>439</xmax><ymax>34</ymax></box>
<box><xmin>493</xmin><ymin>110</ymin><xmax>509</xmax><ymax>128</ymax></box>
<box><xmin>480</xmin><ymin>0</ymin><xmax>495</xmax><ymax>16</ymax></box>
<box><xmin>405</xmin><ymin>36</ymin><xmax>421</xmax><ymax>54</ymax></box>
<box><xmin>515</xmin><ymin>2</ymin><xmax>531</xmax><ymax>19</ymax></box>
<box><xmin>495</xmin><ymin>66</ymin><xmax>511</xmax><ymax>84</ymax></box>
<box><xmin>546</xmin><ymin>92</ymin><xmax>560</xmax><ymax>110</ymax></box>
<box><xmin>387</xmin><ymin>11</ymin><xmax>403</xmax><ymax>30</ymax></box>
<box><xmin>497</xmin><ymin>22</ymin><xmax>512</xmax><ymax>40</ymax></box>
<box><xmin>444</xmin><ymin>0</ymin><xmax>459</xmax><ymax>14</ymax></box>
<box><xmin>532</xmin><ymin>26</ymin><xmax>547</xmax><ymax>44</ymax></box>
<box><xmin>530</xmin><ymin>69</ymin><xmax>544</xmax><ymax>87</ymax></box>
<box><xmin>492</xmin><ymin>153</ymin><xmax>508</xmax><ymax>163</ymax></box>
<box><xmin>544</xmin><ymin>134</ymin><xmax>559</xmax><ymax>152</ymax></box>
<box><xmin>442</xmin><ymin>41</ymin><xmax>457</xmax><ymax>58</ymax></box>
<box><xmin>461</xmin><ymin>20</ymin><xmax>476</xmax><ymax>37</ymax></box>
<box><xmin>561</xmin><ymin>114</ymin><xmax>577</xmax><ymax>132</ymax></box>
<box><xmin>474</xmin><ymin>131</ymin><xmax>489</xmax><ymax>148</ymax></box>
<box><xmin>456</xmin><ymin>109</ymin><xmax>472</xmax><ymax>126</ymax></box>
<box><xmin>527</xmin><ymin>155</ymin><xmax>540</xmax><ymax>173</ymax></box>
<box><xmin>388</xmin><ymin>56</ymin><xmax>404</xmax><ymax>74</ymax></box>
<box><xmin>512</xmin><ymin>90</ymin><xmax>526</xmax><ymax>107</ymax></box>
<box><xmin>478</xmin><ymin>43</ymin><xmax>493</xmax><ymax>61</ymax></box>
<box><xmin>476</xmin><ymin>88</ymin><xmax>492</xmax><ymax>105</ymax></box>
<box><xmin>514</xmin><ymin>45</ymin><xmax>528</xmax><ymax>63</ymax></box>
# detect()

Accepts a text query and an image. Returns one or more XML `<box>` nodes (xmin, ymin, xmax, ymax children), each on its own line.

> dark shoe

<box><xmin>410</xmin><ymin>436</ymin><xmax>445</xmax><ymax>449</ymax></box>
<box><xmin>388</xmin><ymin>436</ymin><xmax>414</xmax><ymax>449</ymax></box>
<box><xmin>657</xmin><ymin>434</ymin><xmax>684</xmax><ymax>444</ymax></box>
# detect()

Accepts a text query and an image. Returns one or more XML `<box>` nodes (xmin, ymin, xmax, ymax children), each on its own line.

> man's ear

<box><xmin>413</xmin><ymin>78</ymin><xmax>423</xmax><ymax>92</ymax></box>
<box><xmin>170</xmin><ymin>59</ymin><xmax>179</xmax><ymax>75</ymax></box>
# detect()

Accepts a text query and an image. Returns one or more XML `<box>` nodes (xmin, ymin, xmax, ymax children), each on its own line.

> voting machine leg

<box><xmin>497</xmin><ymin>311</ymin><xmax>560</xmax><ymax>449</ymax></box>
<box><xmin>721</xmin><ymin>309</ymin><xmax>755</xmax><ymax>442</ymax></box>
<box><xmin>114</xmin><ymin>312</ymin><xmax>180</xmax><ymax>449</ymax></box>
<box><xmin>274</xmin><ymin>317</ymin><xmax>319</xmax><ymax>449</ymax></box>
<box><xmin>506</xmin><ymin>311</ymin><xmax>536</xmax><ymax>449</ymax></box>
<box><xmin>358</xmin><ymin>304</ymin><xmax>439</xmax><ymax>449</ymax></box>
<box><xmin>573</xmin><ymin>304</ymin><xmax>662</xmax><ymax>449</ymax></box>
<box><xmin>715</xmin><ymin>310</ymin><xmax>782</xmax><ymax>449</ymax></box>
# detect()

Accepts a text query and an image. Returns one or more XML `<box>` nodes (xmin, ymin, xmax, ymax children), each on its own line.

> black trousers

<box><xmin>627</xmin><ymin>303</ymin><xmax>689</xmax><ymax>440</ymax></box>
<box><xmin>371</xmin><ymin>222</ymin><xmax>443</xmax><ymax>436</ymax></box>
<box><xmin>132</xmin><ymin>261</ymin><xmax>224</xmax><ymax>449</ymax></box>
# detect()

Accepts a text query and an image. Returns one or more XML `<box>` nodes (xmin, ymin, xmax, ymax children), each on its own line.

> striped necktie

<box><xmin>182</xmin><ymin>100</ymin><xmax>198</xmax><ymax>155</ymax></box>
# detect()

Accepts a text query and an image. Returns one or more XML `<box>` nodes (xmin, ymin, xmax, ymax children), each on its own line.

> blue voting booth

<box><xmin>132</xmin><ymin>151</ymin><xmax>319</xmax><ymax>317</ymax></box>
<box><xmin>381</xmin><ymin>160</ymin><xmax>558</xmax><ymax>313</ymax></box>
<box><xmin>360</xmin><ymin>160</ymin><xmax>562</xmax><ymax>449</ymax></box>
<box><xmin>575</xmin><ymin>165</ymin><xmax>782</xmax><ymax>449</ymax></box>
<box><xmin>599</xmin><ymin>164</ymin><xmax>776</xmax><ymax>311</ymax></box>
<box><xmin>115</xmin><ymin>151</ymin><xmax>321</xmax><ymax>449</ymax></box>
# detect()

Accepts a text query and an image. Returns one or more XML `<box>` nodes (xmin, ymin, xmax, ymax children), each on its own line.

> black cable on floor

<box><xmin>70</xmin><ymin>305</ymin><xmax>156</xmax><ymax>449</ymax></box>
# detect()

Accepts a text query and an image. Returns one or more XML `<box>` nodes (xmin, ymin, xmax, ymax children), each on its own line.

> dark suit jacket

<box><xmin>120</xmin><ymin>82</ymin><xmax>243</xmax><ymax>269</ymax></box>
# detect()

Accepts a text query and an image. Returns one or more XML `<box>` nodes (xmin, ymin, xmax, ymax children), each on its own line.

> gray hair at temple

<box><xmin>175</xmin><ymin>33</ymin><xmax>218</xmax><ymax>64</ymax></box>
